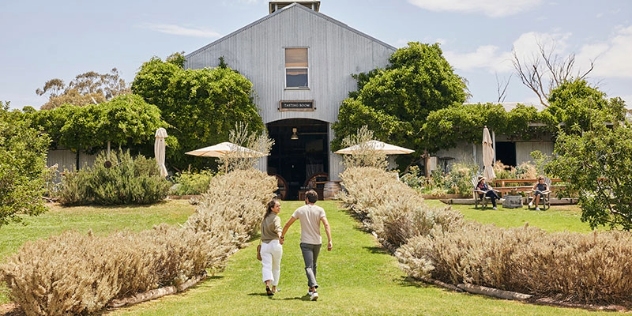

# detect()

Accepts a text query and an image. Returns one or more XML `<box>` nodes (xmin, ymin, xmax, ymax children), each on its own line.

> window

<box><xmin>285</xmin><ymin>48</ymin><xmax>308</xmax><ymax>88</ymax></box>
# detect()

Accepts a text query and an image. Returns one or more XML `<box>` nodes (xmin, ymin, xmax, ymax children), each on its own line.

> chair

<box><xmin>527</xmin><ymin>177</ymin><xmax>551</xmax><ymax>210</ymax></box>
<box><xmin>472</xmin><ymin>176</ymin><xmax>490</xmax><ymax>209</ymax></box>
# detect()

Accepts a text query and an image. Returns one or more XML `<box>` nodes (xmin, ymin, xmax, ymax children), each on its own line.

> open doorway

<box><xmin>267</xmin><ymin>119</ymin><xmax>329</xmax><ymax>200</ymax></box>
<box><xmin>495</xmin><ymin>142</ymin><xmax>516</xmax><ymax>167</ymax></box>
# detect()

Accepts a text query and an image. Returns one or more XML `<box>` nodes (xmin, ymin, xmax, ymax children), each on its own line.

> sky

<box><xmin>1</xmin><ymin>0</ymin><xmax>631</xmax><ymax>110</ymax></box>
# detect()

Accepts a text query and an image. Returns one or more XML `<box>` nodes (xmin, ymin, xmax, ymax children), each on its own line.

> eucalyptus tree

<box><xmin>36</xmin><ymin>68</ymin><xmax>130</xmax><ymax>109</ymax></box>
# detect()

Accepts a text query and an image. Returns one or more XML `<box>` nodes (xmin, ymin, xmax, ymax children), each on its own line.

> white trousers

<box><xmin>261</xmin><ymin>239</ymin><xmax>283</xmax><ymax>286</ymax></box>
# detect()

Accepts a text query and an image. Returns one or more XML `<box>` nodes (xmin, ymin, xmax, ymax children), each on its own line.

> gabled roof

<box><xmin>186</xmin><ymin>2</ymin><xmax>396</xmax><ymax>58</ymax></box>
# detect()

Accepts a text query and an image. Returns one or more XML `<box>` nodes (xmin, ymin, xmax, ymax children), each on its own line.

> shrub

<box><xmin>397</xmin><ymin>223</ymin><xmax>632</xmax><ymax>305</ymax></box>
<box><xmin>1</xmin><ymin>169</ymin><xmax>278</xmax><ymax>315</ymax></box>
<box><xmin>444</xmin><ymin>162</ymin><xmax>477</xmax><ymax>196</ymax></box>
<box><xmin>0</xmin><ymin>226</ymin><xmax>215</xmax><ymax>315</ymax></box>
<box><xmin>399</xmin><ymin>165</ymin><xmax>424</xmax><ymax>191</ymax></box>
<box><xmin>339</xmin><ymin>167</ymin><xmax>463</xmax><ymax>251</ymax></box>
<box><xmin>56</xmin><ymin>150</ymin><xmax>170</xmax><ymax>205</ymax></box>
<box><xmin>171</xmin><ymin>170</ymin><xmax>214</xmax><ymax>195</ymax></box>
<box><xmin>184</xmin><ymin>169</ymin><xmax>277</xmax><ymax>247</ymax></box>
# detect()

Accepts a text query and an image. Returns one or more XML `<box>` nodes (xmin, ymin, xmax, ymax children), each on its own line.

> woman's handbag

<box><xmin>256</xmin><ymin>241</ymin><xmax>262</xmax><ymax>261</ymax></box>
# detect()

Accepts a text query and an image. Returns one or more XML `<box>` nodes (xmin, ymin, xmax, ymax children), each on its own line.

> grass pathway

<box><xmin>106</xmin><ymin>201</ymin><xmax>605</xmax><ymax>316</ymax></box>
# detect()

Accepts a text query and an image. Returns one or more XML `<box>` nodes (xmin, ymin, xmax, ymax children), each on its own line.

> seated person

<box><xmin>529</xmin><ymin>176</ymin><xmax>548</xmax><ymax>210</ymax></box>
<box><xmin>476</xmin><ymin>176</ymin><xmax>500</xmax><ymax>210</ymax></box>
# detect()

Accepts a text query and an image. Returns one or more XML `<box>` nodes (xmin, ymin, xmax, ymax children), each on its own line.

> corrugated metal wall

<box><xmin>185</xmin><ymin>4</ymin><xmax>395</xmax><ymax>181</ymax></box>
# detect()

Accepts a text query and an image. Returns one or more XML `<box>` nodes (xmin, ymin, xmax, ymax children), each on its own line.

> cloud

<box><xmin>138</xmin><ymin>23</ymin><xmax>221</xmax><ymax>38</ymax></box>
<box><xmin>407</xmin><ymin>0</ymin><xmax>542</xmax><ymax>17</ymax></box>
<box><xmin>445</xmin><ymin>31</ymin><xmax>574</xmax><ymax>75</ymax></box>
<box><xmin>444</xmin><ymin>45</ymin><xmax>513</xmax><ymax>73</ymax></box>
<box><xmin>578</xmin><ymin>25</ymin><xmax>632</xmax><ymax>79</ymax></box>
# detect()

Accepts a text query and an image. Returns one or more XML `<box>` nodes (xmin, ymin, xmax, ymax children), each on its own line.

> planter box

<box><xmin>502</xmin><ymin>195</ymin><xmax>523</xmax><ymax>208</ymax></box>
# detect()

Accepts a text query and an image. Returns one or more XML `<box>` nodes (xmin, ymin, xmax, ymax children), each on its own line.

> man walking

<box><xmin>280</xmin><ymin>189</ymin><xmax>333</xmax><ymax>301</ymax></box>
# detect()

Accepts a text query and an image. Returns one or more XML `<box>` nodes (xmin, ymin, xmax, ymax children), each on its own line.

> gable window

<box><xmin>285</xmin><ymin>48</ymin><xmax>308</xmax><ymax>88</ymax></box>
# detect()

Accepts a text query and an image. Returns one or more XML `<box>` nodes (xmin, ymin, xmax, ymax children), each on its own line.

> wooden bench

<box><xmin>491</xmin><ymin>178</ymin><xmax>565</xmax><ymax>198</ymax></box>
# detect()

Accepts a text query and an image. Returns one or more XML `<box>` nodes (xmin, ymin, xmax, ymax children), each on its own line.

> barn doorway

<box><xmin>495</xmin><ymin>142</ymin><xmax>516</xmax><ymax>167</ymax></box>
<box><xmin>267</xmin><ymin>119</ymin><xmax>329</xmax><ymax>200</ymax></box>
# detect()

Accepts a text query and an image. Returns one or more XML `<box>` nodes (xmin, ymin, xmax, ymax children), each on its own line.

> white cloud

<box><xmin>578</xmin><ymin>25</ymin><xmax>632</xmax><ymax>79</ymax></box>
<box><xmin>444</xmin><ymin>45</ymin><xmax>513</xmax><ymax>73</ymax></box>
<box><xmin>444</xmin><ymin>31</ymin><xmax>572</xmax><ymax>75</ymax></box>
<box><xmin>407</xmin><ymin>0</ymin><xmax>542</xmax><ymax>17</ymax></box>
<box><xmin>138</xmin><ymin>23</ymin><xmax>221</xmax><ymax>38</ymax></box>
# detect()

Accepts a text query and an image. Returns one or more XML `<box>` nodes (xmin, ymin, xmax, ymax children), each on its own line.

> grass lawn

<box><xmin>423</xmin><ymin>199</ymin><xmax>597</xmax><ymax>233</ymax></box>
<box><xmin>0</xmin><ymin>199</ymin><xmax>616</xmax><ymax>315</ymax></box>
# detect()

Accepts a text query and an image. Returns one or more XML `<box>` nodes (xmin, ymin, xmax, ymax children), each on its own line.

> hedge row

<box><xmin>339</xmin><ymin>166</ymin><xmax>632</xmax><ymax>307</ymax></box>
<box><xmin>0</xmin><ymin>169</ymin><xmax>276</xmax><ymax>315</ymax></box>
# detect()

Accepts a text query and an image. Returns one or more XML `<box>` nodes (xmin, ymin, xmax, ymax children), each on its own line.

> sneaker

<box><xmin>310</xmin><ymin>292</ymin><xmax>319</xmax><ymax>301</ymax></box>
<box><xmin>492</xmin><ymin>207</ymin><xmax>497</xmax><ymax>210</ymax></box>
<box><xmin>535</xmin><ymin>207</ymin><xmax>540</xmax><ymax>211</ymax></box>
<box><xmin>528</xmin><ymin>201</ymin><xmax>533</xmax><ymax>207</ymax></box>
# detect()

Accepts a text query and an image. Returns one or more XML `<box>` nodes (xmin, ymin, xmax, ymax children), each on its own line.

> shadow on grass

<box><xmin>363</xmin><ymin>246</ymin><xmax>389</xmax><ymax>255</ymax></box>
<box><xmin>246</xmin><ymin>293</ymin><xmax>313</xmax><ymax>301</ymax></box>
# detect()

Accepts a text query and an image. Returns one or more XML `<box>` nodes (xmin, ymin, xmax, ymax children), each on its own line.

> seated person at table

<box><xmin>476</xmin><ymin>176</ymin><xmax>500</xmax><ymax>210</ymax></box>
<box><xmin>529</xmin><ymin>176</ymin><xmax>548</xmax><ymax>211</ymax></box>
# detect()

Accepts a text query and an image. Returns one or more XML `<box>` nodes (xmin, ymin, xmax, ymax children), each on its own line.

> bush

<box><xmin>1</xmin><ymin>169</ymin><xmax>278</xmax><ymax>315</ymax></box>
<box><xmin>185</xmin><ymin>169</ymin><xmax>277</xmax><ymax>247</ymax></box>
<box><xmin>397</xmin><ymin>223</ymin><xmax>632</xmax><ymax>305</ymax></box>
<box><xmin>170</xmin><ymin>170</ymin><xmax>214</xmax><ymax>195</ymax></box>
<box><xmin>56</xmin><ymin>150</ymin><xmax>170</xmax><ymax>205</ymax></box>
<box><xmin>339</xmin><ymin>167</ymin><xmax>463</xmax><ymax>251</ymax></box>
<box><xmin>0</xmin><ymin>226</ymin><xmax>216</xmax><ymax>315</ymax></box>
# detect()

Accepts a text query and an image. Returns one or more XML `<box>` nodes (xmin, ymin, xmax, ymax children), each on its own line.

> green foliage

<box><xmin>545</xmin><ymin>80</ymin><xmax>632</xmax><ymax>230</ymax></box>
<box><xmin>399</xmin><ymin>165</ymin><xmax>425</xmax><ymax>190</ymax></box>
<box><xmin>56</xmin><ymin>150</ymin><xmax>170</xmax><ymax>205</ymax></box>
<box><xmin>445</xmin><ymin>162</ymin><xmax>478</xmax><ymax>195</ymax></box>
<box><xmin>546</xmin><ymin>79</ymin><xmax>626</xmax><ymax>135</ymax></box>
<box><xmin>422</xmin><ymin>103</ymin><xmax>557</xmax><ymax>153</ymax></box>
<box><xmin>547</xmin><ymin>123</ymin><xmax>632</xmax><ymax>230</ymax></box>
<box><xmin>27</xmin><ymin>95</ymin><xmax>166</xmax><ymax>156</ymax></box>
<box><xmin>0</xmin><ymin>103</ymin><xmax>50</xmax><ymax>227</ymax></box>
<box><xmin>171</xmin><ymin>170</ymin><xmax>214</xmax><ymax>195</ymax></box>
<box><xmin>333</xmin><ymin>42</ymin><xmax>468</xmax><ymax>166</ymax></box>
<box><xmin>132</xmin><ymin>54</ymin><xmax>265</xmax><ymax>171</ymax></box>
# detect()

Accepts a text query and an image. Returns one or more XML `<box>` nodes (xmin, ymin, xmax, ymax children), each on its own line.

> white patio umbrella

<box><xmin>154</xmin><ymin>128</ymin><xmax>168</xmax><ymax>178</ymax></box>
<box><xmin>482</xmin><ymin>126</ymin><xmax>496</xmax><ymax>181</ymax></box>
<box><xmin>185</xmin><ymin>142</ymin><xmax>267</xmax><ymax>158</ymax></box>
<box><xmin>334</xmin><ymin>140</ymin><xmax>414</xmax><ymax>155</ymax></box>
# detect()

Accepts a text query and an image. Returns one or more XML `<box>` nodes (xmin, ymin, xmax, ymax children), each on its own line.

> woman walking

<box><xmin>260</xmin><ymin>199</ymin><xmax>283</xmax><ymax>296</ymax></box>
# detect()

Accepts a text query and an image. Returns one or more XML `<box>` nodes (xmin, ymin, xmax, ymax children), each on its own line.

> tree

<box><xmin>332</xmin><ymin>42</ymin><xmax>469</xmax><ymax>168</ymax></box>
<box><xmin>36</xmin><ymin>68</ymin><xmax>131</xmax><ymax>109</ymax></box>
<box><xmin>545</xmin><ymin>82</ymin><xmax>630</xmax><ymax>230</ymax></box>
<box><xmin>512</xmin><ymin>42</ymin><xmax>594</xmax><ymax>107</ymax></box>
<box><xmin>27</xmin><ymin>96</ymin><xmax>166</xmax><ymax>169</ymax></box>
<box><xmin>547</xmin><ymin>122</ymin><xmax>632</xmax><ymax>230</ymax></box>
<box><xmin>132</xmin><ymin>53</ymin><xmax>265</xmax><ymax>171</ymax></box>
<box><xmin>545</xmin><ymin>79</ymin><xmax>625</xmax><ymax>135</ymax></box>
<box><xmin>0</xmin><ymin>102</ymin><xmax>50</xmax><ymax>228</ymax></box>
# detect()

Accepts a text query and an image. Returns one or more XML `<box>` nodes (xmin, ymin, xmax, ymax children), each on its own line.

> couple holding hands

<box><xmin>259</xmin><ymin>189</ymin><xmax>333</xmax><ymax>301</ymax></box>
